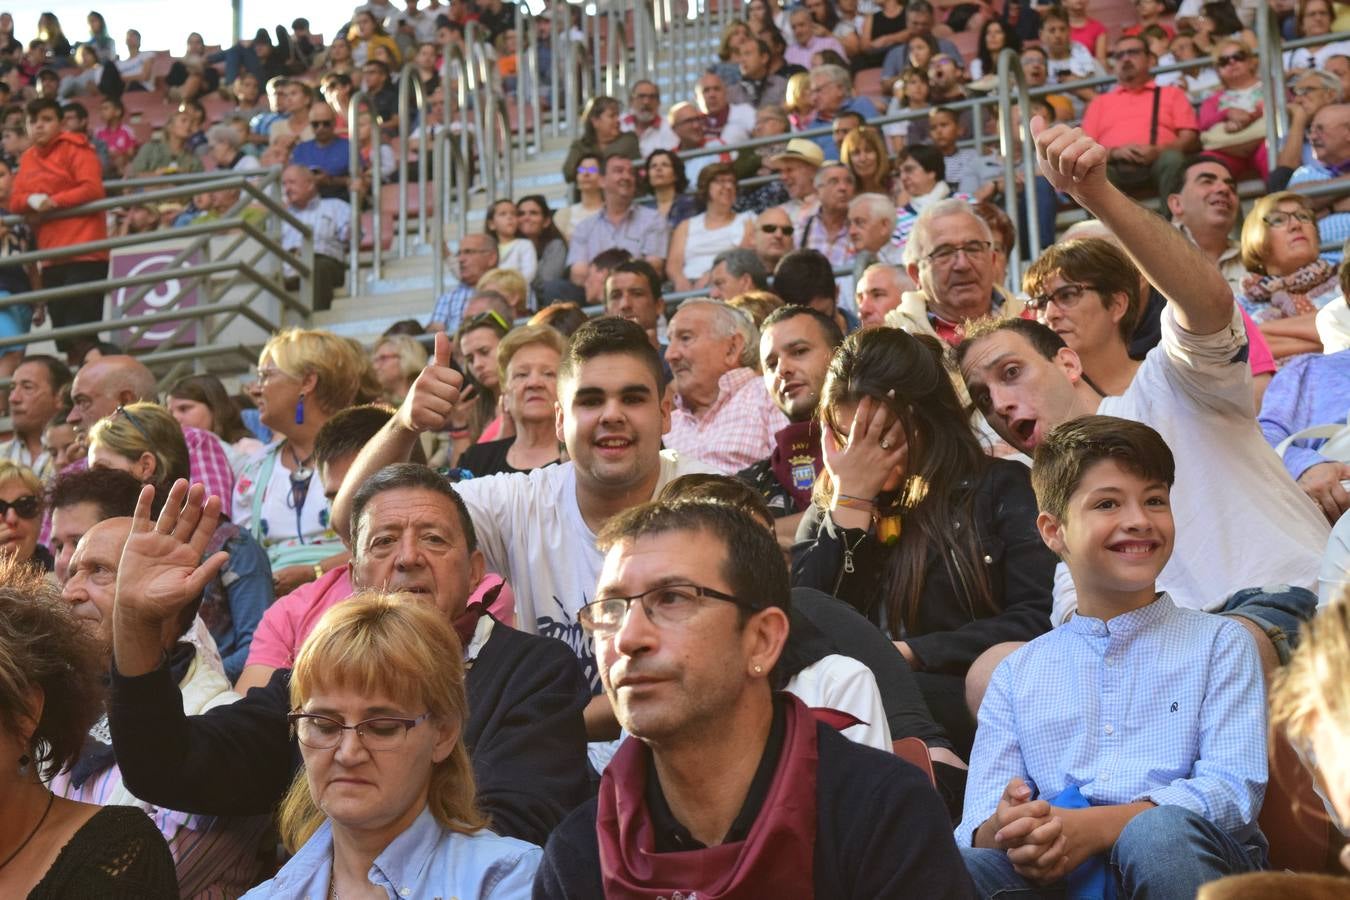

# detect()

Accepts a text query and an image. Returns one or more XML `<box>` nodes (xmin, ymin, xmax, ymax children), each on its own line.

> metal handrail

<box><xmin>430</xmin><ymin>124</ymin><xmax>471</xmax><ymax>299</ymax></box>
<box><xmin>465</xmin><ymin>25</ymin><xmax>501</xmax><ymax>199</ymax></box>
<box><xmin>994</xmin><ymin>48</ymin><xmax>1040</xmax><ymax>286</ymax></box>
<box><xmin>347</xmin><ymin>89</ymin><xmax>384</xmax><ymax>294</ymax></box>
<box><xmin>396</xmin><ymin>62</ymin><xmax>430</xmax><ymax>257</ymax></box>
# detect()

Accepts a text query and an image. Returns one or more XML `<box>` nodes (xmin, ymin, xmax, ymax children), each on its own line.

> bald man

<box><xmin>280</xmin><ymin>163</ymin><xmax>350</xmax><ymax>311</ymax></box>
<box><xmin>67</xmin><ymin>355</ymin><xmax>236</xmax><ymax>513</ymax></box>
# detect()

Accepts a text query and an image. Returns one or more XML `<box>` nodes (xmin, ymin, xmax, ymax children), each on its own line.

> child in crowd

<box><xmin>929</xmin><ymin>106</ymin><xmax>992</xmax><ymax>197</ymax></box>
<box><xmin>94</xmin><ymin>96</ymin><xmax>138</xmax><ymax>174</ymax></box>
<box><xmin>884</xmin><ymin>66</ymin><xmax>931</xmax><ymax>153</ymax></box>
<box><xmin>958</xmin><ymin>415</ymin><xmax>1267</xmax><ymax>897</ymax></box>
<box><xmin>485</xmin><ymin>197</ymin><xmax>538</xmax><ymax>284</ymax></box>
<box><xmin>1065</xmin><ymin>0</ymin><xmax>1108</xmax><ymax>64</ymax></box>
<box><xmin>1124</xmin><ymin>0</ymin><xmax>1174</xmax><ymax>39</ymax></box>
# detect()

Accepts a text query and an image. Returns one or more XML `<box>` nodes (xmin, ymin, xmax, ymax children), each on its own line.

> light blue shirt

<box><xmin>955</xmin><ymin>595</ymin><xmax>1267</xmax><ymax>848</ymax></box>
<box><xmin>242</xmin><ymin>806</ymin><xmax>540</xmax><ymax>899</ymax></box>
<box><xmin>1288</xmin><ymin>161</ymin><xmax>1349</xmax><ymax>263</ymax></box>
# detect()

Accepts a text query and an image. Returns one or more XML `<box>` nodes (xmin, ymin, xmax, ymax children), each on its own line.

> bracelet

<box><xmin>834</xmin><ymin>493</ymin><xmax>877</xmax><ymax>510</ymax></box>
<box><xmin>312</xmin><ymin>564</ymin><xmax>324</xmax><ymax>581</ymax></box>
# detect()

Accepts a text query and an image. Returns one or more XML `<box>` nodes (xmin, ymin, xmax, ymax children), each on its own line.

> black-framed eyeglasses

<box><xmin>924</xmin><ymin>240</ymin><xmax>992</xmax><ymax>265</ymax></box>
<box><xmin>114</xmin><ymin>405</ymin><xmax>153</xmax><ymax>443</ymax></box>
<box><xmin>288</xmin><ymin>711</ymin><xmax>431</xmax><ymax>751</ymax></box>
<box><xmin>1262</xmin><ymin>209</ymin><xmax>1316</xmax><ymax>229</ymax></box>
<box><xmin>760</xmin><ymin>223</ymin><xmax>794</xmax><ymax>236</ymax></box>
<box><xmin>0</xmin><ymin>495</ymin><xmax>39</xmax><ymax>519</ymax></box>
<box><xmin>1216</xmin><ymin>51</ymin><xmax>1249</xmax><ymax>66</ymax></box>
<box><xmin>1027</xmin><ymin>282</ymin><xmax>1092</xmax><ymax>311</ymax></box>
<box><xmin>579</xmin><ymin>582</ymin><xmax>759</xmax><ymax>634</ymax></box>
<box><xmin>309</xmin><ymin>118</ymin><xmax>335</xmax><ymax>127</ymax></box>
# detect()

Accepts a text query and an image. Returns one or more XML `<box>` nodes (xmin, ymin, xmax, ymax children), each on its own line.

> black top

<box><xmin>533</xmin><ymin>720</ymin><xmax>976</xmax><ymax>899</ymax></box>
<box><xmin>108</xmin><ymin>616</ymin><xmax>591</xmax><ymax>847</ymax></box>
<box><xmin>791</xmin><ymin>459</ymin><xmax>1055</xmax><ymax>674</ymax></box>
<box><xmin>458</xmin><ymin>437</ymin><xmax>560</xmax><ymax>478</ymax></box>
<box><xmin>29</xmin><ymin>806</ymin><xmax>178</xmax><ymax>899</ymax></box>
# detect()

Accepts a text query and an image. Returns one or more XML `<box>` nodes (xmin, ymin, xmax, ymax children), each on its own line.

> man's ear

<box><xmin>745</xmin><ymin>605</ymin><xmax>790</xmax><ymax>678</ymax></box>
<box><xmin>1036</xmin><ymin>510</ymin><xmax>1066</xmax><ymax>557</ymax></box>
<box><xmin>1165</xmin><ymin>192</ymin><xmax>1183</xmax><ymax>220</ymax></box>
<box><xmin>1053</xmin><ymin>346</ymin><xmax>1084</xmax><ymax>384</ymax></box>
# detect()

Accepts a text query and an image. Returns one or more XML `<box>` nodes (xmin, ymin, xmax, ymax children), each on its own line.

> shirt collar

<box><xmin>1113</xmin><ymin>79</ymin><xmax>1158</xmax><ymax>94</ymax></box>
<box><xmin>1063</xmin><ymin>592</ymin><xmax>1175</xmax><ymax>637</ymax></box>
<box><xmin>270</xmin><ymin>805</ymin><xmax>444</xmax><ymax>897</ymax></box>
<box><xmin>674</xmin><ymin>366</ymin><xmax>760</xmax><ymax>417</ymax></box>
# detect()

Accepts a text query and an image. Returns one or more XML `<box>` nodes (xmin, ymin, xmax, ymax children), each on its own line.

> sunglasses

<box><xmin>1216</xmin><ymin>51</ymin><xmax>1248</xmax><ymax>66</ymax></box>
<box><xmin>462</xmin><ymin>309</ymin><xmax>511</xmax><ymax>334</ymax></box>
<box><xmin>760</xmin><ymin>223</ymin><xmax>795</xmax><ymax>236</ymax></box>
<box><xmin>0</xmin><ymin>494</ymin><xmax>39</xmax><ymax>519</ymax></box>
<box><xmin>576</xmin><ymin>164</ymin><xmax>599</xmax><ymax>175</ymax></box>
<box><xmin>114</xmin><ymin>405</ymin><xmax>153</xmax><ymax>443</ymax></box>
<box><xmin>310</xmin><ymin>118</ymin><xmax>335</xmax><ymax>126</ymax></box>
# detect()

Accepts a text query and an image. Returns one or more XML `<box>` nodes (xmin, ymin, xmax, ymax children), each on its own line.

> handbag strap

<box><xmin>1149</xmin><ymin>86</ymin><xmax>1161</xmax><ymax>146</ymax></box>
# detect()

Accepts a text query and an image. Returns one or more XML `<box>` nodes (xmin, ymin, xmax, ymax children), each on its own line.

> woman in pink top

<box><xmin>1065</xmin><ymin>0</ymin><xmax>1108</xmax><ymax>65</ymax></box>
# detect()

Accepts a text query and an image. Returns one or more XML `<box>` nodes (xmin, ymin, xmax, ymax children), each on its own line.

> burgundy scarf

<box><xmin>768</xmin><ymin>421</ymin><xmax>824</xmax><ymax>513</ymax></box>
<box><xmin>596</xmin><ymin>696</ymin><xmax>820</xmax><ymax>900</ymax></box>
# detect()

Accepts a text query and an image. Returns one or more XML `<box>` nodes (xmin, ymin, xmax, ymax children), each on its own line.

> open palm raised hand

<box><xmin>115</xmin><ymin>481</ymin><xmax>230</xmax><ymax>631</ymax></box>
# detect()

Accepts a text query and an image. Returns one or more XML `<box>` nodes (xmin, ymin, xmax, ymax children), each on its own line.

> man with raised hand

<box><xmin>332</xmin><ymin>323</ymin><xmax>716</xmax><ymax>740</ymax></box>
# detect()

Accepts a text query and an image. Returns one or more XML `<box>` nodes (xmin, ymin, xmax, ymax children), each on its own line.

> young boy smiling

<box><xmin>956</xmin><ymin>415</ymin><xmax>1268</xmax><ymax>898</ymax></box>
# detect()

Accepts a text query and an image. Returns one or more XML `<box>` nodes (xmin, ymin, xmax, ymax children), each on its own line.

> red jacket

<box><xmin>10</xmin><ymin>131</ymin><xmax>108</xmax><ymax>264</ymax></box>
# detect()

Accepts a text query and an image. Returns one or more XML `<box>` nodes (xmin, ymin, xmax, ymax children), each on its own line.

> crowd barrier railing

<box><xmin>396</xmin><ymin>62</ymin><xmax>430</xmax><ymax>258</ymax></box>
<box><xmin>347</xmin><ymin>89</ymin><xmax>384</xmax><ymax>294</ymax></box>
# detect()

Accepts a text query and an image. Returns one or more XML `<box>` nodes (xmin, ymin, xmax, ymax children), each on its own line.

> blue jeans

<box><xmin>1218</xmin><ymin>584</ymin><xmax>1319</xmax><ymax>665</ymax></box>
<box><xmin>961</xmin><ymin>805</ymin><xmax>1264</xmax><ymax>899</ymax></box>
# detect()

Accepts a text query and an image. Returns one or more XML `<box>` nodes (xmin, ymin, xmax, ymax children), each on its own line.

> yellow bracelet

<box><xmin>313</xmin><ymin>564</ymin><xmax>324</xmax><ymax>581</ymax></box>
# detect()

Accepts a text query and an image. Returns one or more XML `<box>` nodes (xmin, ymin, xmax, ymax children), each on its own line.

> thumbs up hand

<box><xmin>396</xmin><ymin>331</ymin><xmax>466</xmax><ymax>434</ymax></box>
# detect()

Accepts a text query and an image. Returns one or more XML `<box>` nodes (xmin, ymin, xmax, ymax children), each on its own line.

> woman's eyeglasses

<box><xmin>576</xmin><ymin>164</ymin><xmax>599</xmax><ymax>175</ymax></box>
<box><xmin>114</xmin><ymin>405</ymin><xmax>153</xmax><ymax>443</ymax></box>
<box><xmin>1262</xmin><ymin>209</ymin><xmax>1316</xmax><ymax>229</ymax></box>
<box><xmin>0</xmin><ymin>495</ymin><xmax>40</xmax><ymax>519</ymax></box>
<box><xmin>289</xmin><ymin>711</ymin><xmax>431</xmax><ymax>751</ymax></box>
<box><xmin>1027</xmin><ymin>282</ymin><xmax>1092</xmax><ymax>311</ymax></box>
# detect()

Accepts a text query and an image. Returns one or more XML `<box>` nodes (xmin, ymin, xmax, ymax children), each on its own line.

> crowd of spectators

<box><xmin>1</xmin><ymin>0</ymin><xmax>1350</xmax><ymax>898</ymax></box>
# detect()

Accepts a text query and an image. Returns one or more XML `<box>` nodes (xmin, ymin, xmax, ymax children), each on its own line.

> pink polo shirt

<box><xmin>1081</xmin><ymin>81</ymin><xmax>1198</xmax><ymax>148</ymax></box>
<box><xmin>244</xmin><ymin>564</ymin><xmax>515</xmax><ymax>670</ymax></box>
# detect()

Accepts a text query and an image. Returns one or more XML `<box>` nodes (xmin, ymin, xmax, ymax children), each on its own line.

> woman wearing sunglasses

<box><xmin>554</xmin><ymin>152</ymin><xmax>604</xmax><ymax>241</ymax></box>
<box><xmin>0</xmin><ymin>461</ymin><xmax>48</xmax><ymax>571</ymax></box>
<box><xmin>1196</xmin><ymin>39</ymin><xmax>1266</xmax><ymax>179</ymax></box>
<box><xmin>243</xmin><ymin>593</ymin><xmax>540</xmax><ymax>898</ymax></box>
<box><xmin>86</xmin><ymin>403</ymin><xmax>273</xmax><ymax>683</ymax></box>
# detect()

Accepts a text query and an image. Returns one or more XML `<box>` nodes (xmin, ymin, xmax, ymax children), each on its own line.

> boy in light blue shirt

<box><xmin>957</xmin><ymin>415</ymin><xmax>1267</xmax><ymax>899</ymax></box>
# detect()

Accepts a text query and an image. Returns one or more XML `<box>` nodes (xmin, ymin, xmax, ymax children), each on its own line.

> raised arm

<box><xmin>331</xmin><ymin>331</ymin><xmax>464</xmax><ymax>540</ymax></box>
<box><xmin>1030</xmin><ymin>116</ymin><xmax>1233</xmax><ymax>335</ymax></box>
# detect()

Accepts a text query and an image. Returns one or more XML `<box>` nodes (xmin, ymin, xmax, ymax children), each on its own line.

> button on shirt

<box><xmin>565</xmin><ymin>203</ymin><xmax>670</xmax><ymax>267</ymax></box>
<box><xmin>955</xmin><ymin>595</ymin><xmax>1267</xmax><ymax>848</ymax></box>
<box><xmin>664</xmin><ymin>367</ymin><xmax>790</xmax><ymax>474</ymax></box>
<box><xmin>282</xmin><ymin>196</ymin><xmax>351</xmax><ymax>264</ymax></box>
<box><xmin>240</xmin><ymin>806</ymin><xmax>541</xmax><ymax>899</ymax></box>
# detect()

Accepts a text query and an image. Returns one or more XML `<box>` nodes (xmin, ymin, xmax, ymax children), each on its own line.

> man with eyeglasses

<box><xmin>290</xmin><ymin>105</ymin><xmax>351</xmax><ymax>199</ymax></box>
<box><xmin>754</xmin><ymin>207</ymin><xmax>796</xmax><ymax>272</ymax></box>
<box><xmin>668</xmin><ymin>100</ymin><xmax>730</xmax><ymax>188</ymax></box>
<box><xmin>429</xmin><ymin>232</ymin><xmax>498</xmax><ymax>334</ymax></box>
<box><xmin>1270</xmin><ymin>70</ymin><xmax>1342</xmax><ymax>192</ymax></box>
<box><xmin>889</xmin><ymin>199</ymin><xmax>1023</xmax><ymax>346</ymax></box>
<box><xmin>620</xmin><ymin>79</ymin><xmax>677</xmax><ymax>158</ymax></box>
<box><xmin>278</xmin><ymin>163</ymin><xmax>350</xmax><ymax>311</ymax></box>
<box><xmin>1082</xmin><ymin>34</ymin><xmax>1199</xmax><ymax>201</ymax></box>
<box><xmin>1288</xmin><ymin>103</ymin><xmax>1350</xmax><ymax>262</ymax></box>
<box><xmin>108</xmin><ymin>469</ymin><xmax>591</xmax><ymax>848</ymax></box>
<box><xmin>533</xmin><ymin>500</ymin><xmax>971</xmax><ymax>898</ymax></box>
<box><xmin>955</xmin><ymin>115</ymin><xmax>1327</xmax><ymax>676</ymax></box>
<box><xmin>804</xmin><ymin>66</ymin><xmax>876</xmax><ymax>158</ymax></box>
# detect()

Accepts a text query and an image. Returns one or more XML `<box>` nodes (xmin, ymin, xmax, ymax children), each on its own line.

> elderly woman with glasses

<box><xmin>458</xmin><ymin>325</ymin><xmax>566</xmax><ymax>478</ymax></box>
<box><xmin>1239</xmin><ymin>192</ymin><xmax>1342</xmax><ymax>359</ymax></box>
<box><xmin>1283</xmin><ymin>0</ymin><xmax>1350</xmax><ymax>71</ymax></box>
<box><xmin>87</xmin><ymin>402</ymin><xmax>273</xmax><ymax>682</ymax></box>
<box><xmin>1196</xmin><ymin>40</ymin><xmax>1266</xmax><ymax>178</ymax></box>
<box><xmin>239</xmin><ymin>329</ymin><xmax>376</xmax><ymax>596</ymax></box>
<box><xmin>242</xmin><ymin>593</ymin><xmax>541</xmax><ymax>898</ymax></box>
<box><xmin>0</xmin><ymin>461</ymin><xmax>49</xmax><ymax>571</ymax></box>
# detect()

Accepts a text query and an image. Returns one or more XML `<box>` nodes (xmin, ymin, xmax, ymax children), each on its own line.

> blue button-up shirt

<box><xmin>242</xmin><ymin>806</ymin><xmax>540</xmax><ymax>899</ymax></box>
<box><xmin>1259</xmin><ymin>348</ymin><xmax>1350</xmax><ymax>481</ymax></box>
<box><xmin>955</xmin><ymin>595</ymin><xmax>1267</xmax><ymax>847</ymax></box>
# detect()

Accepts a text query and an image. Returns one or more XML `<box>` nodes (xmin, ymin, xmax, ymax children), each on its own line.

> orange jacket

<box><xmin>10</xmin><ymin>131</ymin><xmax>108</xmax><ymax>264</ymax></box>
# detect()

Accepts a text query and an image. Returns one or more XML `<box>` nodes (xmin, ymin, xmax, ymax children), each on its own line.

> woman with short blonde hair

<box><xmin>458</xmin><ymin>325</ymin><xmax>566</xmax><ymax>477</ymax></box>
<box><xmin>0</xmin><ymin>461</ymin><xmax>45</xmax><ymax>570</ymax></box>
<box><xmin>249</xmin><ymin>593</ymin><xmax>540</xmax><ymax>898</ymax></box>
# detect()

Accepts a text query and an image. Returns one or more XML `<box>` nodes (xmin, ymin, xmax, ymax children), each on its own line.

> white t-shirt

<box><xmin>1050</xmin><ymin>305</ymin><xmax>1331</xmax><ymax>624</ymax></box>
<box><xmin>783</xmin><ymin>654</ymin><xmax>893</xmax><ymax>751</ymax></box>
<box><xmin>455</xmin><ymin>450</ymin><xmax>718</xmax><ymax>690</ymax></box>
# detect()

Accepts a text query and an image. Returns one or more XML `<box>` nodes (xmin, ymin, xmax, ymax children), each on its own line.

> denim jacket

<box><xmin>242</xmin><ymin>806</ymin><xmax>540</xmax><ymax>899</ymax></box>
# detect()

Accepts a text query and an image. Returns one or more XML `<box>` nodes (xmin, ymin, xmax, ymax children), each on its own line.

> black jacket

<box><xmin>532</xmin><ymin>722</ymin><xmax>975</xmax><ymax>899</ymax></box>
<box><xmin>791</xmin><ymin>459</ymin><xmax>1055</xmax><ymax>674</ymax></box>
<box><xmin>108</xmin><ymin>616</ymin><xmax>591</xmax><ymax>847</ymax></box>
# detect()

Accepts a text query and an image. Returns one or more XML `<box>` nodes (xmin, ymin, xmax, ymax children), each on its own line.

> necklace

<box><xmin>288</xmin><ymin>442</ymin><xmax>316</xmax><ymax>483</ymax></box>
<box><xmin>0</xmin><ymin>790</ymin><xmax>55</xmax><ymax>871</ymax></box>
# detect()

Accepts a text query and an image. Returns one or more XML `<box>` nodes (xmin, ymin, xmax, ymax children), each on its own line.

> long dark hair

<box><xmin>643</xmin><ymin>147</ymin><xmax>689</xmax><ymax>195</ymax></box>
<box><xmin>977</xmin><ymin>18</ymin><xmax>1021</xmax><ymax>74</ymax></box>
<box><xmin>816</xmin><ymin>328</ymin><xmax>994</xmax><ymax>634</ymax></box>
<box><xmin>167</xmin><ymin>374</ymin><xmax>254</xmax><ymax>444</ymax></box>
<box><xmin>517</xmin><ymin>193</ymin><xmax>564</xmax><ymax>254</ymax></box>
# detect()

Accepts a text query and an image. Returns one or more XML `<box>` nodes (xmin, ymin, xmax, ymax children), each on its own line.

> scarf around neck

<box><xmin>1241</xmin><ymin>257</ymin><xmax>1337</xmax><ymax>313</ymax></box>
<box><xmin>596</xmin><ymin>695</ymin><xmax>820</xmax><ymax>900</ymax></box>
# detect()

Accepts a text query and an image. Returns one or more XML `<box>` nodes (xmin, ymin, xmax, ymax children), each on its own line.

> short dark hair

<box><xmin>59</xmin><ymin>102</ymin><xmax>87</xmax><ymax>122</ymax></box>
<box><xmin>596</xmin><ymin>500</ymin><xmax>790</xmax><ymax>622</ymax></box>
<box><xmin>1040</xmin><ymin>5</ymin><xmax>1069</xmax><ymax>27</ymax></box>
<box><xmin>1022</xmin><ymin>238</ymin><xmax>1142</xmax><ymax>341</ymax></box>
<box><xmin>349</xmin><ymin>463</ymin><xmax>477</xmax><ymax>552</ymax></box>
<box><xmin>908</xmin><ymin>0</ymin><xmax>935</xmax><ymax>14</ymax></box>
<box><xmin>601</xmin><ymin>152</ymin><xmax>634</xmax><ymax>175</ymax></box>
<box><xmin>897</xmin><ymin>143</ymin><xmax>945</xmax><ymax>181</ymax></box>
<box><xmin>1031</xmin><ymin>415</ymin><xmax>1175</xmax><ymax>521</ymax></box>
<box><xmin>590</xmin><ymin>247</ymin><xmax>634</xmax><ymax>271</ymax></box>
<box><xmin>761</xmin><ymin>303</ymin><xmax>844</xmax><ymax>349</ymax></box>
<box><xmin>955</xmin><ymin>316</ymin><xmax>1068</xmax><ymax>370</ymax></box>
<box><xmin>16</xmin><ymin>354</ymin><xmax>71</xmax><ymax>395</ymax></box>
<box><xmin>362</xmin><ymin>59</ymin><xmax>391</xmax><ymax>78</ymax></box>
<box><xmin>101</xmin><ymin>95</ymin><xmax>124</xmax><ymax>114</ymax></box>
<box><xmin>559</xmin><ymin>315</ymin><xmax>665</xmax><ymax>395</ymax></box>
<box><xmin>711</xmin><ymin>248</ymin><xmax>768</xmax><ymax>289</ymax></box>
<box><xmin>47</xmin><ymin>467</ymin><xmax>143</xmax><ymax>519</ymax></box>
<box><xmin>25</xmin><ymin>97</ymin><xmax>60</xmax><ymax>121</ymax></box>
<box><xmin>1166</xmin><ymin>153</ymin><xmax>1236</xmax><ymax>202</ymax></box>
<box><xmin>314</xmin><ymin>403</ymin><xmax>398</xmax><ymax>469</ymax></box>
<box><xmin>772</xmin><ymin>249</ymin><xmax>837</xmax><ymax>310</ymax></box>
<box><xmin>657</xmin><ymin>474</ymin><xmax>775</xmax><ymax>529</ymax></box>
<box><xmin>764</xmin><ymin>25</ymin><xmax>787</xmax><ymax>52</ymax></box>
<box><xmin>607</xmin><ymin>259</ymin><xmax>663</xmax><ymax>300</ymax></box>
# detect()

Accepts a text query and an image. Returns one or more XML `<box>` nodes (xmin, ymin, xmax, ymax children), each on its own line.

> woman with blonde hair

<box><xmin>0</xmin><ymin>461</ymin><xmax>47</xmax><ymax>571</ymax></box>
<box><xmin>841</xmin><ymin>126</ymin><xmax>893</xmax><ymax>195</ymax></box>
<box><xmin>478</xmin><ymin>267</ymin><xmax>530</xmax><ymax>317</ymax></box>
<box><xmin>370</xmin><ymin>334</ymin><xmax>428</xmax><ymax>405</ymax></box>
<box><xmin>87</xmin><ymin>402</ymin><xmax>273</xmax><ymax>682</ymax></box>
<box><xmin>784</xmin><ymin>72</ymin><xmax>814</xmax><ymax>130</ymax></box>
<box><xmin>458</xmin><ymin>325</ymin><xmax>566</xmax><ymax>477</ymax></box>
<box><xmin>243</xmin><ymin>593</ymin><xmax>540</xmax><ymax>898</ymax></box>
<box><xmin>239</xmin><ymin>328</ymin><xmax>368</xmax><ymax>595</ymax></box>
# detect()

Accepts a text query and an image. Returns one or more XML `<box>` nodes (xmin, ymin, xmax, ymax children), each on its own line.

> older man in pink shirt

<box><xmin>785</xmin><ymin>5</ymin><xmax>847</xmax><ymax>68</ymax></box>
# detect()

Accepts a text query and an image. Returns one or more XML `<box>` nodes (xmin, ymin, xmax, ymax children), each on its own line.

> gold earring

<box><xmin>753</xmin><ymin>664</ymin><xmax>763</xmax><ymax>674</ymax></box>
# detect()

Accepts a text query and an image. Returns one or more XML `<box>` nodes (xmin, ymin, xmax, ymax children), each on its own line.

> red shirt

<box><xmin>1082</xmin><ymin>81</ymin><xmax>1198</xmax><ymax>149</ymax></box>
<box><xmin>1070</xmin><ymin>18</ymin><xmax>1107</xmax><ymax>54</ymax></box>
